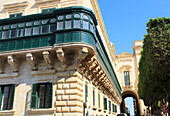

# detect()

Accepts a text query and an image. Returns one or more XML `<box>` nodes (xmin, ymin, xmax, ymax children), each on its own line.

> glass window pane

<box><xmin>26</xmin><ymin>22</ymin><xmax>32</xmax><ymax>26</ymax></box>
<box><xmin>0</xmin><ymin>26</ymin><xmax>2</xmax><ymax>30</ymax></box>
<box><xmin>33</xmin><ymin>27</ymin><xmax>39</xmax><ymax>35</ymax></box>
<box><xmin>34</xmin><ymin>21</ymin><xmax>40</xmax><ymax>25</ymax></box>
<box><xmin>4</xmin><ymin>25</ymin><xmax>10</xmax><ymax>29</ymax></box>
<box><xmin>19</xmin><ymin>23</ymin><xmax>25</xmax><ymax>27</ymax></box>
<box><xmin>83</xmin><ymin>21</ymin><xmax>89</xmax><ymax>30</ymax></box>
<box><xmin>74</xmin><ymin>20</ymin><xmax>81</xmax><ymax>28</ymax></box>
<box><xmin>50</xmin><ymin>18</ymin><xmax>56</xmax><ymax>23</ymax></box>
<box><xmin>39</xmin><ymin>84</ymin><xmax>45</xmax><ymax>108</ymax></box>
<box><xmin>2</xmin><ymin>31</ymin><xmax>8</xmax><ymax>39</ymax></box>
<box><xmin>74</xmin><ymin>14</ymin><xmax>80</xmax><ymax>18</ymax></box>
<box><xmin>10</xmin><ymin>30</ymin><xmax>16</xmax><ymax>38</ymax></box>
<box><xmin>42</xmin><ymin>19</ymin><xmax>48</xmax><ymax>24</ymax></box>
<box><xmin>18</xmin><ymin>29</ymin><xmax>24</xmax><ymax>37</ymax></box>
<box><xmin>50</xmin><ymin>24</ymin><xmax>56</xmax><ymax>32</ymax></box>
<box><xmin>66</xmin><ymin>14</ymin><xmax>72</xmax><ymax>19</ymax></box>
<box><xmin>90</xmin><ymin>23</ymin><xmax>94</xmax><ymax>33</ymax></box>
<box><xmin>57</xmin><ymin>22</ymin><xmax>63</xmax><ymax>30</ymax></box>
<box><xmin>25</xmin><ymin>28</ymin><xmax>31</xmax><ymax>36</ymax></box>
<box><xmin>58</xmin><ymin>16</ymin><xmax>64</xmax><ymax>20</ymax></box>
<box><xmin>11</xmin><ymin>24</ymin><xmax>17</xmax><ymax>29</ymax></box>
<box><xmin>41</xmin><ymin>25</ymin><xmax>48</xmax><ymax>34</ymax></box>
<box><xmin>83</xmin><ymin>15</ymin><xmax>88</xmax><ymax>20</ymax></box>
<box><xmin>65</xmin><ymin>20</ymin><xmax>72</xmax><ymax>29</ymax></box>
<box><xmin>16</xmin><ymin>13</ymin><xmax>22</xmax><ymax>17</ymax></box>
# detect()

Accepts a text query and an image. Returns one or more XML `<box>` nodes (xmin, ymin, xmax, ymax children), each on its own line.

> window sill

<box><xmin>27</xmin><ymin>108</ymin><xmax>56</xmax><ymax>114</ymax></box>
<box><xmin>31</xmin><ymin>69</ymin><xmax>56</xmax><ymax>76</ymax></box>
<box><xmin>0</xmin><ymin>73</ymin><xmax>19</xmax><ymax>78</ymax></box>
<box><xmin>0</xmin><ymin>110</ymin><xmax>15</xmax><ymax>115</ymax></box>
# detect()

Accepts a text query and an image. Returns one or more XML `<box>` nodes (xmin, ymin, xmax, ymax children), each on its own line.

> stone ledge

<box><xmin>31</xmin><ymin>70</ymin><xmax>56</xmax><ymax>76</ymax></box>
<box><xmin>0</xmin><ymin>110</ymin><xmax>15</xmax><ymax>115</ymax></box>
<box><xmin>27</xmin><ymin>108</ymin><xmax>56</xmax><ymax>114</ymax></box>
<box><xmin>0</xmin><ymin>73</ymin><xmax>19</xmax><ymax>78</ymax></box>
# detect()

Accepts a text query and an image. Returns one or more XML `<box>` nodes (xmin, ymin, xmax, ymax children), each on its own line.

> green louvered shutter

<box><xmin>115</xmin><ymin>105</ymin><xmax>117</xmax><ymax>113</ymax></box>
<box><xmin>112</xmin><ymin>104</ymin><xmax>115</xmax><ymax>112</ymax></box>
<box><xmin>7</xmin><ymin>84</ymin><xmax>15</xmax><ymax>110</ymax></box>
<box><xmin>30</xmin><ymin>84</ymin><xmax>38</xmax><ymax>109</ymax></box>
<box><xmin>85</xmin><ymin>84</ymin><xmax>88</xmax><ymax>102</ymax></box>
<box><xmin>47</xmin><ymin>83</ymin><xmax>52</xmax><ymax>108</ymax></box>
<box><xmin>104</xmin><ymin>98</ymin><xmax>107</xmax><ymax>110</ymax></box>
<box><xmin>0</xmin><ymin>86</ymin><xmax>2</xmax><ymax>110</ymax></box>
<box><xmin>109</xmin><ymin>101</ymin><xmax>111</xmax><ymax>111</ymax></box>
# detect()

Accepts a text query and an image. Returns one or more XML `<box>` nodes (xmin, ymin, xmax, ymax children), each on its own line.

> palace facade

<box><xmin>0</xmin><ymin>0</ymin><xmax>122</xmax><ymax>116</ymax></box>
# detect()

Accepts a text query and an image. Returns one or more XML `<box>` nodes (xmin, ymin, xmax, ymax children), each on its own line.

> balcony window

<box><xmin>83</xmin><ymin>21</ymin><xmax>89</xmax><ymax>30</ymax></box>
<box><xmin>18</xmin><ymin>29</ymin><xmax>24</xmax><ymax>37</ymax></box>
<box><xmin>112</xmin><ymin>103</ymin><xmax>115</xmax><ymax>112</ymax></box>
<box><xmin>42</xmin><ymin>20</ymin><xmax>48</xmax><ymax>25</ymax></box>
<box><xmin>74</xmin><ymin>14</ymin><xmax>80</xmax><ymax>18</ymax></box>
<box><xmin>2</xmin><ymin>31</ymin><xmax>8</xmax><ymax>39</ymax></box>
<box><xmin>33</xmin><ymin>27</ymin><xmax>39</xmax><ymax>35</ymax></box>
<box><xmin>0</xmin><ymin>84</ymin><xmax>15</xmax><ymax>110</ymax></box>
<box><xmin>42</xmin><ymin>8</ymin><xmax>56</xmax><ymax>13</ymax></box>
<box><xmin>9</xmin><ymin>13</ymin><xmax>22</xmax><ymax>18</ymax></box>
<box><xmin>74</xmin><ymin>20</ymin><xmax>81</xmax><ymax>28</ymax></box>
<box><xmin>66</xmin><ymin>14</ymin><xmax>72</xmax><ymax>19</ymax></box>
<box><xmin>50</xmin><ymin>24</ymin><xmax>56</xmax><ymax>33</ymax></box>
<box><xmin>30</xmin><ymin>83</ymin><xmax>52</xmax><ymax>109</ymax></box>
<box><xmin>25</xmin><ymin>28</ymin><xmax>31</xmax><ymax>36</ymax></box>
<box><xmin>65</xmin><ymin>20</ymin><xmax>72</xmax><ymax>29</ymax></box>
<box><xmin>34</xmin><ymin>21</ymin><xmax>40</xmax><ymax>25</ymax></box>
<box><xmin>109</xmin><ymin>101</ymin><xmax>111</xmax><ymax>112</ymax></box>
<box><xmin>124</xmin><ymin>71</ymin><xmax>130</xmax><ymax>86</ymax></box>
<box><xmin>57</xmin><ymin>22</ymin><xmax>63</xmax><ymax>30</ymax></box>
<box><xmin>41</xmin><ymin>25</ymin><xmax>48</xmax><ymax>34</ymax></box>
<box><xmin>10</xmin><ymin>30</ymin><xmax>16</xmax><ymax>38</ymax></box>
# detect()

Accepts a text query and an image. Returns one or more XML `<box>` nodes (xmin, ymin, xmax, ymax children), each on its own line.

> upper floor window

<box><xmin>104</xmin><ymin>97</ymin><xmax>107</xmax><ymax>110</ymax></box>
<box><xmin>85</xmin><ymin>83</ymin><xmax>88</xmax><ymax>102</ymax></box>
<box><xmin>9</xmin><ymin>13</ymin><xmax>22</xmax><ymax>18</ymax></box>
<box><xmin>115</xmin><ymin>105</ymin><xmax>117</xmax><ymax>113</ymax></box>
<box><xmin>124</xmin><ymin>71</ymin><xmax>130</xmax><ymax>86</ymax></box>
<box><xmin>98</xmin><ymin>93</ymin><xmax>100</xmax><ymax>108</ymax></box>
<box><xmin>109</xmin><ymin>100</ymin><xmax>111</xmax><ymax>112</ymax></box>
<box><xmin>93</xmin><ymin>88</ymin><xmax>95</xmax><ymax>106</ymax></box>
<box><xmin>112</xmin><ymin>103</ymin><xmax>115</xmax><ymax>112</ymax></box>
<box><xmin>0</xmin><ymin>84</ymin><xmax>15</xmax><ymax>110</ymax></box>
<box><xmin>42</xmin><ymin>8</ymin><xmax>56</xmax><ymax>13</ymax></box>
<box><xmin>30</xmin><ymin>82</ymin><xmax>52</xmax><ymax>109</ymax></box>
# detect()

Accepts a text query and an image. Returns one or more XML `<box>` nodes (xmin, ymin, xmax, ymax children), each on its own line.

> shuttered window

<box><xmin>115</xmin><ymin>105</ymin><xmax>117</xmax><ymax>113</ymax></box>
<box><xmin>104</xmin><ymin>98</ymin><xmax>107</xmax><ymax>110</ymax></box>
<box><xmin>112</xmin><ymin>103</ymin><xmax>115</xmax><ymax>112</ymax></box>
<box><xmin>85</xmin><ymin>84</ymin><xmax>88</xmax><ymax>102</ymax></box>
<box><xmin>30</xmin><ymin>83</ymin><xmax>52</xmax><ymax>109</ymax></box>
<box><xmin>93</xmin><ymin>88</ymin><xmax>95</xmax><ymax>106</ymax></box>
<box><xmin>109</xmin><ymin>100</ymin><xmax>111</xmax><ymax>111</ymax></box>
<box><xmin>0</xmin><ymin>84</ymin><xmax>15</xmax><ymax>110</ymax></box>
<box><xmin>124</xmin><ymin>71</ymin><xmax>130</xmax><ymax>86</ymax></box>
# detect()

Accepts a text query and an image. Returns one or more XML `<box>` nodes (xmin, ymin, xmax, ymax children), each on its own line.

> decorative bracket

<box><xmin>56</xmin><ymin>48</ymin><xmax>66</xmax><ymax>63</ymax></box>
<box><xmin>43</xmin><ymin>51</ymin><xmax>53</xmax><ymax>69</ymax></box>
<box><xmin>7</xmin><ymin>55</ymin><xmax>19</xmax><ymax>72</ymax></box>
<box><xmin>26</xmin><ymin>53</ymin><xmax>37</xmax><ymax>71</ymax></box>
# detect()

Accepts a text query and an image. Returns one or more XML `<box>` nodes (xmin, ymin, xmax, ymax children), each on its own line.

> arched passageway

<box><xmin>120</xmin><ymin>91</ymin><xmax>141</xmax><ymax>116</ymax></box>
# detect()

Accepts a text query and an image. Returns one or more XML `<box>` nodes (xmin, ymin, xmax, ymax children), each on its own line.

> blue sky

<box><xmin>98</xmin><ymin>0</ymin><xmax>170</xmax><ymax>55</ymax></box>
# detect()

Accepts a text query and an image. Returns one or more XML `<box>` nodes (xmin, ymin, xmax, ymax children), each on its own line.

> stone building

<box><xmin>0</xmin><ymin>0</ymin><xmax>122</xmax><ymax>116</ymax></box>
<box><xmin>112</xmin><ymin>40</ymin><xmax>146</xmax><ymax>115</ymax></box>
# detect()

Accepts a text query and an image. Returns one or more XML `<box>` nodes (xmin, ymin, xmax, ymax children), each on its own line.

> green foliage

<box><xmin>138</xmin><ymin>17</ymin><xmax>170</xmax><ymax>107</ymax></box>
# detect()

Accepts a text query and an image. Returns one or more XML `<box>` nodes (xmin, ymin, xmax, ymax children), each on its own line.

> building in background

<box><xmin>112</xmin><ymin>40</ymin><xmax>146</xmax><ymax>115</ymax></box>
<box><xmin>0</xmin><ymin>0</ymin><xmax>122</xmax><ymax>116</ymax></box>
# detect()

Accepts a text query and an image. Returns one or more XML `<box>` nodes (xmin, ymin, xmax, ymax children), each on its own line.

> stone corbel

<box><xmin>43</xmin><ymin>51</ymin><xmax>53</xmax><ymax>69</ymax></box>
<box><xmin>26</xmin><ymin>53</ymin><xmax>37</xmax><ymax>71</ymax></box>
<box><xmin>7</xmin><ymin>55</ymin><xmax>19</xmax><ymax>72</ymax></box>
<box><xmin>56</xmin><ymin>48</ymin><xmax>66</xmax><ymax>63</ymax></box>
<box><xmin>74</xmin><ymin>47</ymin><xmax>88</xmax><ymax>68</ymax></box>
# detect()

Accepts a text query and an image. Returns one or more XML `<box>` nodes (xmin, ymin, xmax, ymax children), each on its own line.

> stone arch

<box><xmin>120</xmin><ymin>90</ymin><xmax>142</xmax><ymax>116</ymax></box>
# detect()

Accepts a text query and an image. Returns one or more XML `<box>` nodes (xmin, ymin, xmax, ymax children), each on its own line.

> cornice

<box><xmin>3</xmin><ymin>1</ymin><xmax>29</xmax><ymax>14</ymax></box>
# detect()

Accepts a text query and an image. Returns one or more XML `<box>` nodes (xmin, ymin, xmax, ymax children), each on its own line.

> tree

<box><xmin>138</xmin><ymin>17</ymin><xmax>170</xmax><ymax>115</ymax></box>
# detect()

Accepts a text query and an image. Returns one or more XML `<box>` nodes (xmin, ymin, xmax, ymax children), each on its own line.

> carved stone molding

<box><xmin>7</xmin><ymin>55</ymin><xmax>19</xmax><ymax>72</ymax></box>
<box><xmin>56</xmin><ymin>48</ymin><xmax>66</xmax><ymax>63</ymax></box>
<box><xmin>0</xmin><ymin>57</ymin><xmax>5</xmax><ymax>74</ymax></box>
<box><xmin>3</xmin><ymin>1</ymin><xmax>29</xmax><ymax>14</ymax></box>
<box><xmin>26</xmin><ymin>53</ymin><xmax>37</xmax><ymax>71</ymax></box>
